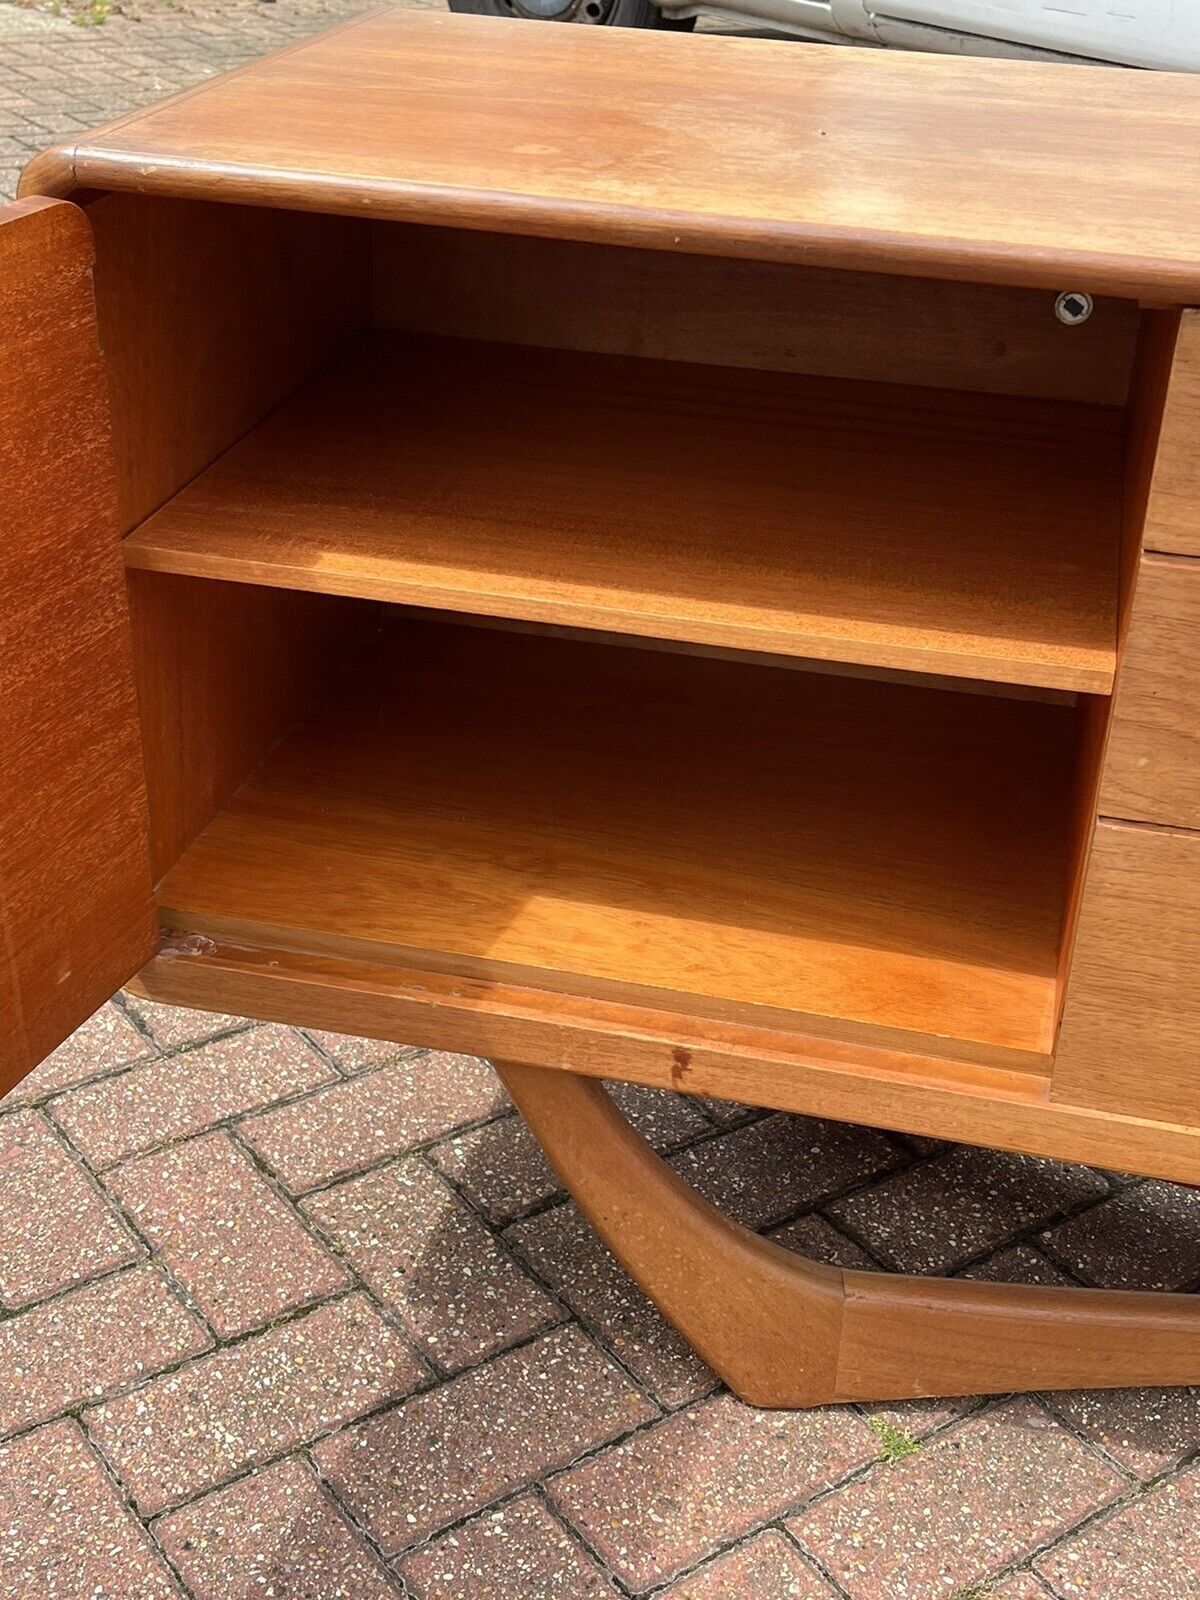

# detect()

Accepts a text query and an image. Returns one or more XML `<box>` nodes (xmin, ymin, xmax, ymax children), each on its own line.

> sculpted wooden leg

<box><xmin>496</xmin><ymin>1061</ymin><xmax>1200</xmax><ymax>1408</ymax></box>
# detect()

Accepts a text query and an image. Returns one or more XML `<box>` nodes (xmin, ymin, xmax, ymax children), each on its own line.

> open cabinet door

<box><xmin>0</xmin><ymin>198</ymin><xmax>155</xmax><ymax>1089</ymax></box>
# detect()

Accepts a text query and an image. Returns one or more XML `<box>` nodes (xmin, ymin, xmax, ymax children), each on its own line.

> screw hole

<box><xmin>1055</xmin><ymin>291</ymin><xmax>1094</xmax><ymax>327</ymax></box>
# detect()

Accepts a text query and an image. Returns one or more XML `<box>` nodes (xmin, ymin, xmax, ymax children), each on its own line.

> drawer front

<box><xmin>1102</xmin><ymin>553</ymin><xmax>1200</xmax><ymax>830</ymax></box>
<box><xmin>1053</xmin><ymin>818</ymin><xmax>1200</xmax><ymax>1125</ymax></box>
<box><xmin>1144</xmin><ymin>309</ymin><xmax>1200</xmax><ymax>559</ymax></box>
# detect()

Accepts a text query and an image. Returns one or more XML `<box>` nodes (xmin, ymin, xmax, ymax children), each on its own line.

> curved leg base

<box><xmin>497</xmin><ymin>1062</ymin><xmax>1200</xmax><ymax>1409</ymax></box>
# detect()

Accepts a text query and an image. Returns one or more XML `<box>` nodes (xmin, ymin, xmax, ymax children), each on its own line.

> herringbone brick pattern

<box><xmin>0</xmin><ymin>995</ymin><xmax>1195</xmax><ymax>1598</ymax></box>
<box><xmin>2</xmin><ymin>4</ymin><xmax>1199</xmax><ymax>1593</ymax></box>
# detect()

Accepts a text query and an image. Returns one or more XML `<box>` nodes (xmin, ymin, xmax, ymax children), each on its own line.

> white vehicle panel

<box><xmin>874</xmin><ymin>0</ymin><xmax>1200</xmax><ymax>69</ymax></box>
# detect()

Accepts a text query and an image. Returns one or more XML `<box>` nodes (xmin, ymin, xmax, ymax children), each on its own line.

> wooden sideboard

<box><xmin>6</xmin><ymin>8</ymin><xmax>1200</xmax><ymax>1405</ymax></box>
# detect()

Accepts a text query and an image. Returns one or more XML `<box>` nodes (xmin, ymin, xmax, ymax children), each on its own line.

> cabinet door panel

<box><xmin>0</xmin><ymin>198</ymin><xmax>154</xmax><ymax>1086</ymax></box>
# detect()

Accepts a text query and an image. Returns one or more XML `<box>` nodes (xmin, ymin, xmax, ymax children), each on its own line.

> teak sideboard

<box><xmin>6</xmin><ymin>8</ymin><xmax>1200</xmax><ymax>1407</ymax></box>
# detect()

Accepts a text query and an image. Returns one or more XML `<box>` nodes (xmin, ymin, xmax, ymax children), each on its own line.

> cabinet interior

<box><xmin>93</xmin><ymin>195</ymin><xmax>1146</xmax><ymax>1072</ymax></box>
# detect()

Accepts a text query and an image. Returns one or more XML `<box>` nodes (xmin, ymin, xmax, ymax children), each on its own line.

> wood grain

<box><xmin>373</xmin><ymin>225</ymin><xmax>1138</xmax><ymax>405</ymax></box>
<box><xmin>0</xmin><ymin>198</ymin><xmax>154</xmax><ymax>1084</ymax></box>
<box><xmin>500</xmin><ymin>1060</ymin><xmax>1200</xmax><ymax>1406</ymax></box>
<box><xmin>1053</xmin><ymin>818</ymin><xmax>1200</xmax><ymax>1125</ymax></box>
<box><xmin>1101</xmin><ymin>555</ymin><xmax>1200</xmax><ymax>830</ymax></box>
<box><xmin>156</xmin><ymin>618</ymin><xmax>1078</xmax><ymax>1059</ymax></box>
<box><xmin>1142</xmin><ymin>309</ymin><xmax>1200</xmax><ymax>559</ymax></box>
<box><xmin>837</xmin><ymin>1271</ymin><xmax>1200</xmax><ymax>1405</ymax></box>
<box><xmin>134</xmin><ymin>936</ymin><xmax>1200</xmax><ymax>1186</ymax></box>
<box><xmin>21</xmin><ymin>11</ymin><xmax>1200</xmax><ymax>300</ymax></box>
<box><xmin>1052</xmin><ymin>311</ymin><xmax>1181</xmax><ymax>1013</ymax></box>
<box><xmin>86</xmin><ymin>193</ymin><xmax>369</xmax><ymax>532</ymax></box>
<box><xmin>124</xmin><ymin>334</ymin><xmax>1123</xmax><ymax>693</ymax></box>
<box><xmin>127</xmin><ymin>571</ymin><xmax>369</xmax><ymax>881</ymax></box>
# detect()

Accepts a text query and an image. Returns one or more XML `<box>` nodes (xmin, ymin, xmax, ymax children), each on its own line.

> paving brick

<box><xmin>770</xmin><ymin>1211</ymin><xmax>876</xmax><ymax>1268</ymax></box>
<box><xmin>609</xmin><ymin>1082</ymin><xmax>713</xmax><ymax>1148</ymax></box>
<box><xmin>122</xmin><ymin>993</ymin><xmax>250</xmax><ymax>1051</ymax></box>
<box><xmin>672</xmin><ymin>1114</ymin><xmax>899</xmax><ymax>1231</ymax></box>
<box><xmin>88</xmin><ymin>1292</ymin><xmax>426</xmax><ymax>1514</ymax></box>
<box><xmin>895</xmin><ymin>1131</ymin><xmax>951</xmax><ymax>1158</ymax></box>
<box><xmin>963</xmin><ymin>1244</ymin><xmax>1072</xmax><ymax>1286</ymax></box>
<box><xmin>398</xmin><ymin>1494</ymin><xmax>616</xmax><ymax>1600</ymax></box>
<box><xmin>658</xmin><ymin>1532</ymin><xmax>837</xmax><ymax>1599</ymax></box>
<box><xmin>507</xmin><ymin>1200</ymin><xmax>715</xmax><ymax>1408</ymax></box>
<box><xmin>2</xmin><ymin>1002</ymin><xmax>154</xmax><ymax>1105</ymax></box>
<box><xmin>157</xmin><ymin>1456</ymin><xmax>397</xmax><ymax>1600</ymax></box>
<box><xmin>0</xmin><ymin>1419</ymin><xmax>182</xmax><ymax>1599</ymax></box>
<box><xmin>1039</xmin><ymin>1180</ymin><xmax>1200</xmax><ymax>1290</ymax></box>
<box><xmin>0</xmin><ymin>1110</ymin><xmax>139</xmax><ymax>1308</ymax></box>
<box><xmin>316</xmin><ymin>1325</ymin><xmax>655</xmax><ymax>1554</ymax></box>
<box><xmin>989</xmin><ymin>1578</ymin><xmax>1056</xmax><ymax>1599</ymax></box>
<box><xmin>830</xmin><ymin>1148</ymin><xmax>1109</xmax><ymax>1274</ymax></box>
<box><xmin>241</xmin><ymin>1053</ymin><xmax>506</xmax><ymax>1192</ymax></box>
<box><xmin>0</xmin><ymin>1264</ymin><xmax>209</xmax><ymax>1437</ymax></box>
<box><xmin>108</xmin><ymin>1131</ymin><xmax>351</xmax><ymax>1338</ymax></box>
<box><xmin>302</xmin><ymin>1157</ymin><xmax>558</xmax><ymax>1370</ymax></box>
<box><xmin>695</xmin><ymin>1096</ymin><xmax>765</xmax><ymax>1128</ymax></box>
<box><xmin>52</xmin><ymin>1026</ymin><xmax>336</xmax><ymax>1167</ymax></box>
<box><xmin>302</xmin><ymin>1029</ymin><xmax>419</xmax><ymax>1075</ymax></box>
<box><xmin>789</xmin><ymin>1399</ymin><xmax>1124</xmax><ymax>1600</ymax></box>
<box><xmin>1046</xmin><ymin>1385</ymin><xmax>1200</xmax><ymax>1480</ymax></box>
<box><xmin>431</xmin><ymin>1083</ymin><xmax>709</xmax><ymax>1225</ymax></box>
<box><xmin>1036</xmin><ymin>1462</ymin><xmax>1200</xmax><ymax>1598</ymax></box>
<box><xmin>429</xmin><ymin>1115</ymin><xmax>563</xmax><ymax>1225</ymax></box>
<box><xmin>550</xmin><ymin>1393</ymin><xmax>877</xmax><ymax>1592</ymax></box>
<box><xmin>864</xmin><ymin>1399</ymin><xmax>983</xmax><ymax>1453</ymax></box>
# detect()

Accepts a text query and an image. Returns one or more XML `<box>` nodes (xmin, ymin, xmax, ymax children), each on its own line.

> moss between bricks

<box><xmin>866</xmin><ymin>1414</ymin><xmax>923</xmax><ymax>1463</ymax></box>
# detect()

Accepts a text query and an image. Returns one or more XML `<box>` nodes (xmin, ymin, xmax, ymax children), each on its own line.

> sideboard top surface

<box><xmin>21</xmin><ymin>7</ymin><xmax>1200</xmax><ymax>300</ymax></box>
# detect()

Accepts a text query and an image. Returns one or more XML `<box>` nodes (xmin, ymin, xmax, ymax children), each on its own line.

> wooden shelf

<box><xmin>124</xmin><ymin>334</ymin><xmax>1123</xmax><ymax>694</ymax></box>
<box><xmin>158</xmin><ymin>620</ymin><xmax>1078</xmax><ymax>1060</ymax></box>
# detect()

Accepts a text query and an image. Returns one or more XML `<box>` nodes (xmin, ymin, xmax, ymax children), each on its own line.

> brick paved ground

<box><xmin>2</xmin><ymin>5</ymin><xmax>1200</xmax><ymax>1596</ymax></box>
<box><xmin>2</xmin><ymin>997</ymin><xmax>1198</xmax><ymax>1599</ymax></box>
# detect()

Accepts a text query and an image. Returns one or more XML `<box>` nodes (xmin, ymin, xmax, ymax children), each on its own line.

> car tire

<box><xmin>448</xmin><ymin>0</ymin><xmax>694</xmax><ymax>29</ymax></box>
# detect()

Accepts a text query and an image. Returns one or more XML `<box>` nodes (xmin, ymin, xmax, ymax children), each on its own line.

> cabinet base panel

<box><xmin>133</xmin><ymin>937</ymin><xmax>1200</xmax><ymax>1188</ymax></box>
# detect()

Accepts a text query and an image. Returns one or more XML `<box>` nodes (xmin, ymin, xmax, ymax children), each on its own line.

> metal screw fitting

<box><xmin>1055</xmin><ymin>291</ymin><xmax>1094</xmax><ymax>326</ymax></box>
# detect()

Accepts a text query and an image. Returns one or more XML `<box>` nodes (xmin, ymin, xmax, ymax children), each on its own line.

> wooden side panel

<box><xmin>1101</xmin><ymin>555</ymin><xmax>1200</xmax><ymax>830</ymax></box>
<box><xmin>1054</xmin><ymin>311</ymin><xmax>1182</xmax><ymax>1015</ymax></box>
<box><xmin>1056</xmin><ymin>316</ymin><xmax>1200</xmax><ymax>1114</ymax></box>
<box><xmin>372</xmin><ymin>224</ymin><xmax>1137</xmax><ymax>404</ymax></box>
<box><xmin>0</xmin><ymin>199</ymin><xmax>155</xmax><ymax>1084</ymax></box>
<box><xmin>1053</xmin><ymin>820</ymin><xmax>1200</xmax><ymax>1125</ymax></box>
<box><xmin>88</xmin><ymin>193</ymin><xmax>370</xmax><ymax>532</ymax></box>
<box><xmin>84</xmin><ymin>194</ymin><xmax>373</xmax><ymax>882</ymax></box>
<box><xmin>128</xmin><ymin>571</ymin><xmax>369</xmax><ymax>882</ymax></box>
<box><xmin>1142</xmin><ymin>309</ymin><xmax>1200</xmax><ymax>558</ymax></box>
